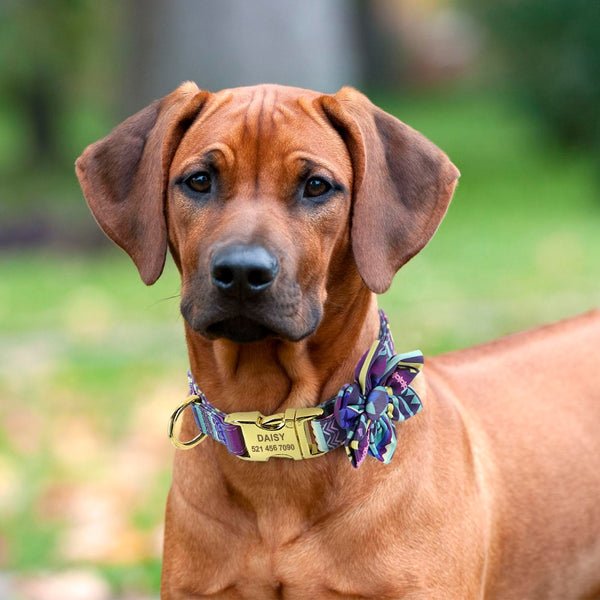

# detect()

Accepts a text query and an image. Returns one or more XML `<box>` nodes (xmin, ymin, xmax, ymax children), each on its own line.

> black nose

<box><xmin>210</xmin><ymin>244</ymin><xmax>279</xmax><ymax>297</ymax></box>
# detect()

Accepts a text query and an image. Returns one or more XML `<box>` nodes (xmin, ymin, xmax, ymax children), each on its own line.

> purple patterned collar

<box><xmin>169</xmin><ymin>310</ymin><xmax>423</xmax><ymax>468</ymax></box>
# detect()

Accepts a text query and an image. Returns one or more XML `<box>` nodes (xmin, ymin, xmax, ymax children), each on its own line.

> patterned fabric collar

<box><xmin>176</xmin><ymin>310</ymin><xmax>423</xmax><ymax>468</ymax></box>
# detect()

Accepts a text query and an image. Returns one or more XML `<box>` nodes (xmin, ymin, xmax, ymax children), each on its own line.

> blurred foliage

<box><xmin>0</xmin><ymin>0</ymin><xmax>123</xmax><ymax>215</ymax></box>
<box><xmin>473</xmin><ymin>0</ymin><xmax>600</xmax><ymax>158</ymax></box>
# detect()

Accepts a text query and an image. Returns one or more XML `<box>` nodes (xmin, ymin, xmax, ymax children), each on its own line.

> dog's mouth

<box><xmin>205</xmin><ymin>316</ymin><xmax>276</xmax><ymax>343</ymax></box>
<box><xmin>181</xmin><ymin>283</ymin><xmax>323</xmax><ymax>344</ymax></box>
<box><xmin>198</xmin><ymin>309</ymin><xmax>321</xmax><ymax>344</ymax></box>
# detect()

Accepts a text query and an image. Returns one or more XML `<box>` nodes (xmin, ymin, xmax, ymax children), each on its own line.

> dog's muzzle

<box><xmin>181</xmin><ymin>242</ymin><xmax>321</xmax><ymax>343</ymax></box>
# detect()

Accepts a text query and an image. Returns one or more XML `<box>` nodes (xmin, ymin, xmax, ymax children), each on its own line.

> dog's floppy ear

<box><xmin>318</xmin><ymin>87</ymin><xmax>459</xmax><ymax>293</ymax></box>
<box><xmin>76</xmin><ymin>82</ymin><xmax>209</xmax><ymax>285</ymax></box>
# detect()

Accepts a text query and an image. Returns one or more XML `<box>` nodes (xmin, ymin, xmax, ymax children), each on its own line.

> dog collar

<box><xmin>168</xmin><ymin>310</ymin><xmax>423</xmax><ymax>468</ymax></box>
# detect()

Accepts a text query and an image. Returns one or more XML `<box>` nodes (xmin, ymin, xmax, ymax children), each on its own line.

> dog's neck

<box><xmin>176</xmin><ymin>288</ymin><xmax>397</xmax><ymax>534</ymax></box>
<box><xmin>174</xmin><ymin>287</ymin><xmax>434</xmax><ymax>544</ymax></box>
<box><xmin>184</xmin><ymin>287</ymin><xmax>380</xmax><ymax>417</ymax></box>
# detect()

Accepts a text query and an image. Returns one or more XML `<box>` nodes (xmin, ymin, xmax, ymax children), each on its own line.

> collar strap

<box><xmin>169</xmin><ymin>310</ymin><xmax>424</xmax><ymax>468</ymax></box>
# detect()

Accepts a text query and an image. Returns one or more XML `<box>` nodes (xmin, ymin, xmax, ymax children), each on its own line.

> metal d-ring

<box><xmin>168</xmin><ymin>395</ymin><xmax>207</xmax><ymax>450</ymax></box>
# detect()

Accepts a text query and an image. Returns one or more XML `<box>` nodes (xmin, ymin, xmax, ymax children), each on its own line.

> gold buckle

<box><xmin>224</xmin><ymin>407</ymin><xmax>324</xmax><ymax>461</ymax></box>
<box><xmin>168</xmin><ymin>396</ymin><xmax>208</xmax><ymax>450</ymax></box>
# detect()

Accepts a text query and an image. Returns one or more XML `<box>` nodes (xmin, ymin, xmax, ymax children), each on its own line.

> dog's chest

<box><xmin>190</xmin><ymin>507</ymin><xmax>457</xmax><ymax>600</ymax></box>
<box><xmin>216</xmin><ymin>534</ymin><xmax>416</xmax><ymax>599</ymax></box>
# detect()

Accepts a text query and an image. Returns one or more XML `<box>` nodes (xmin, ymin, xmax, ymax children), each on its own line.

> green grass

<box><xmin>0</xmin><ymin>89</ymin><xmax>599</xmax><ymax>594</ymax></box>
<box><xmin>0</xmin><ymin>253</ymin><xmax>184</xmax><ymax>593</ymax></box>
<box><xmin>376</xmin><ymin>89</ymin><xmax>599</xmax><ymax>352</ymax></box>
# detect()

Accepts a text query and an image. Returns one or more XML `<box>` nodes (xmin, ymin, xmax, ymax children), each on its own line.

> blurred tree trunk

<box><xmin>122</xmin><ymin>0</ymin><xmax>364</xmax><ymax>112</ymax></box>
<box><xmin>20</xmin><ymin>67</ymin><xmax>59</xmax><ymax>165</ymax></box>
<box><xmin>356</xmin><ymin>0</ymin><xmax>404</xmax><ymax>89</ymax></box>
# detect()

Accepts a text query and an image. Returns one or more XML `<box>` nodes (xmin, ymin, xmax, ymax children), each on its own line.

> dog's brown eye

<box><xmin>304</xmin><ymin>177</ymin><xmax>331</xmax><ymax>198</ymax></box>
<box><xmin>185</xmin><ymin>172</ymin><xmax>212</xmax><ymax>194</ymax></box>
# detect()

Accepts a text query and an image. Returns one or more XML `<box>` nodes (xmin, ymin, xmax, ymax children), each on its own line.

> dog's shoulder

<box><xmin>430</xmin><ymin>309</ymin><xmax>600</xmax><ymax>369</ymax></box>
<box><xmin>426</xmin><ymin>309</ymin><xmax>600</xmax><ymax>416</ymax></box>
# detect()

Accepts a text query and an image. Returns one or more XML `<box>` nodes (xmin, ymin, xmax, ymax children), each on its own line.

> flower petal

<box><xmin>334</xmin><ymin>384</ymin><xmax>361</xmax><ymax>429</ymax></box>
<box><xmin>365</xmin><ymin>387</ymin><xmax>389</xmax><ymax>420</ymax></box>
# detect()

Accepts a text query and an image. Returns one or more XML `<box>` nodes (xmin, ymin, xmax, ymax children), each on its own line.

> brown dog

<box><xmin>76</xmin><ymin>82</ymin><xmax>600</xmax><ymax>599</ymax></box>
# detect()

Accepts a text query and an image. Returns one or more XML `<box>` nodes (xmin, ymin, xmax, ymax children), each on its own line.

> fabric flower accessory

<box><xmin>333</xmin><ymin>336</ymin><xmax>424</xmax><ymax>468</ymax></box>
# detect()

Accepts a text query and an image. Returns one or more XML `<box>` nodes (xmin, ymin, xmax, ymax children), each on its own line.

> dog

<box><xmin>76</xmin><ymin>82</ymin><xmax>600</xmax><ymax>599</ymax></box>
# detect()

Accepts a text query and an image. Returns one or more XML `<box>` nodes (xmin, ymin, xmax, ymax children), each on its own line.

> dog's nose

<box><xmin>210</xmin><ymin>244</ymin><xmax>279</xmax><ymax>297</ymax></box>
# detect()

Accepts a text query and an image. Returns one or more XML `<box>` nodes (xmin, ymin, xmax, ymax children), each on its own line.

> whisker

<box><xmin>324</xmin><ymin>298</ymin><xmax>345</xmax><ymax>311</ymax></box>
<box><xmin>298</xmin><ymin>312</ymin><xmax>310</xmax><ymax>327</ymax></box>
<box><xmin>151</xmin><ymin>293</ymin><xmax>181</xmax><ymax>307</ymax></box>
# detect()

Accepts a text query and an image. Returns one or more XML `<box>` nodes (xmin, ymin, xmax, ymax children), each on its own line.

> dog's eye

<box><xmin>185</xmin><ymin>171</ymin><xmax>212</xmax><ymax>194</ymax></box>
<box><xmin>303</xmin><ymin>177</ymin><xmax>331</xmax><ymax>198</ymax></box>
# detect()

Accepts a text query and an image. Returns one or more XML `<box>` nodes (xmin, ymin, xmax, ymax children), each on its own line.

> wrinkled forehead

<box><xmin>172</xmin><ymin>85</ymin><xmax>351</xmax><ymax>177</ymax></box>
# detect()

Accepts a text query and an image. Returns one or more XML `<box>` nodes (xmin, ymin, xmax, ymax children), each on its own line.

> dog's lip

<box><xmin>205</xmin><ymin>316</ymin><xmax>275</xmax><ymax>343</ymax></box>
<box><xmin>201</xmin><ymin>313</ymin><xmax>320</xmax><ymax>344</ymax></box>
<box><xmin>181</xmin><ymin>295</ymin><xmax>323</xmax><ymax>343</ymax></box>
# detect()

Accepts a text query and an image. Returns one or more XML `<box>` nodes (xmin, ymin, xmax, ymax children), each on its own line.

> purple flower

<box><xmin>333</xmin><ymin>343</ymin><xmax>423</xmax><ymax>468</ymax></box>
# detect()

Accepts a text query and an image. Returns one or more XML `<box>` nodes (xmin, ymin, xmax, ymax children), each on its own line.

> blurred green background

<box><xmin>1</xmin><ymin>1</ymin><xmax>599</xmax><ymax>598</ymax></box>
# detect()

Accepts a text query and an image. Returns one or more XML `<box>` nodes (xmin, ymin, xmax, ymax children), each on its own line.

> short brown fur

<box><xmin>76</xmin><ymin>82</ymin><xmax>600</xmax><ymax>599</ymax></box>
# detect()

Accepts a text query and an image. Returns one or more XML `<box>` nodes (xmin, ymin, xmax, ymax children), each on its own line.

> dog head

<box><xmin>76</xmin><ymin>83</ymin><xmax>458</xmax><ymax>344</ymax></box>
